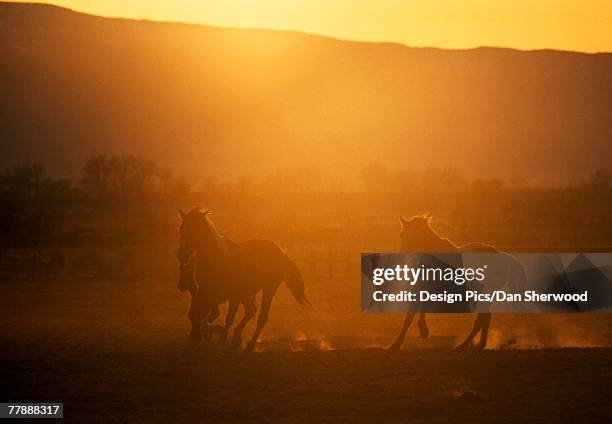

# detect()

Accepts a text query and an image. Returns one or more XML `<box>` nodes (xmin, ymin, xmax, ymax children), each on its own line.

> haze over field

<box><xmin>1</xmin><ymin>2</ymin><xmax>611</xmax><ymax>184</ymax></box>
<box><xmin>1</xmin><ymin>4</ymin><xmax>612</xmax><ymax>423</ymax></box>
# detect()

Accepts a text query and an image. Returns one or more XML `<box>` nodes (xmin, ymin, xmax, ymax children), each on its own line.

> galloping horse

<box><xmin>389</xmin><ymin>214</ymin><xmax>526</xmax><ymax>350</ymax></box>
<box><xmin>177</xmin><ymin>208</ymin><xmax>311</xmax><ymax>352</ymax></box>
<box><xmin>178</xmin><ymin>259</ymin><xmax>254</xmax><ymax>342</ymax></box>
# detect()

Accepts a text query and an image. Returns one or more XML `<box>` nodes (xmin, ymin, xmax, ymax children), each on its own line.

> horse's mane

<box><xmin>187</xmin><ymin>207</ymin><xmax>229</xmax><ymax>257</ymax></box>
<box><xmin>402</xmin><ymin>213</ymin><xmax>458</xmax><ymax>250</ymax></box>
<box><xmin>416</xmin><ymin>214</ymin><xmax>445</xmax><ymax>238</ymax></box>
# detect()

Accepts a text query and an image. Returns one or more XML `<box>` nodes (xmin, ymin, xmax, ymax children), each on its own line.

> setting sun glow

<box><xmin>9</xmin><ymin>0</ymin><xmax>612</xmax><ymax>53</ymax></box>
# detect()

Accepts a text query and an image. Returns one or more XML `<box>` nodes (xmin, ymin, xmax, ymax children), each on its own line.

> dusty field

<box><xmin>1</xmin><ymin>279</ymin><xmax>611</xmax><ymax>423</ymax></box>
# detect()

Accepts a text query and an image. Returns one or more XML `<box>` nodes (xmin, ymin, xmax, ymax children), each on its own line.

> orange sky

<box><xmin>9</xmin><ymin>0</ymin><xmax>612</xmax><ymax>53</ymax></box>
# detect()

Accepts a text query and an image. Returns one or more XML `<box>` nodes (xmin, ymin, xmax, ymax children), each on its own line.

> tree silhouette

<box><xmin>0</xmin><ymin>163</ymin><xmax>47</xmax><ymax>199</ymax></box>
<box><xmin>80</xmin><ymin>154</ymin><xmax>157</xmax><ymax>197</ymax></box>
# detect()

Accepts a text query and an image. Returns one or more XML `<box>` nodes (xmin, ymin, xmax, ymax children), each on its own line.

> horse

<box><xmin>178</xmin><ymin>258</ymin><xmax>250</xmax><ymax>342</ymax></box>
<box><xmin>389</xmin><ymin>214</ymin><xmax>526</xmax><ymax>350</ymax></box>
<box><xmin>177</xmin><ymin>208</ymin><xmax>312</xmax><ymax>352</ymax></box>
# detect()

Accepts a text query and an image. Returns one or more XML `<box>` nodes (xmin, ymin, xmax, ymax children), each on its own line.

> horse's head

<box><xmin>177</xmin><ymin>208</ymin><xmax>211</xmax><ymax>264</ymax></box>
<box><xmin>177</xmin><ymin>257</ymin><xmax>198</xmax><ymax>293</ymax></box>
<box><xmin>399</xmin><ymin>213</ymin><xmax>434</xmax><ymax>251</ymax></box>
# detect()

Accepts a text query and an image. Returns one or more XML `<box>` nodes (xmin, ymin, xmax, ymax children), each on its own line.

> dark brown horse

<box><xmin>389</xmin><ymin>214</ymin><xmax>525</xmax><ymax>350</ymax></box>
<box><xmin>177</xmin><ymin>208</ymin><xmax>311</xmax><ymax>352</ymax></box>
<box><xmin>178</xmin><ymin>259</ymin><xmax>253</xmax><ymax>342</ymax></box>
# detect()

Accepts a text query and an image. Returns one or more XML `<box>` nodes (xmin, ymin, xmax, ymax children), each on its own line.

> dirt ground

<box><xmin>1</xmin><ymin>279</ymin><xmax>611</xmax><ymax>423</ymax></box>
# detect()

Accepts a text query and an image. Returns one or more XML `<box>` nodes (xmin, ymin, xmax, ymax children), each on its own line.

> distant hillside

<box><xmin>1</xmin><ymin>2</ymin><xmax>611</xmax><ymax>183</ymax></box>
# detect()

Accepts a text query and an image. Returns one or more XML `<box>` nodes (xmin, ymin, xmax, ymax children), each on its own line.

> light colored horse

<box><xmin>389</xmin><ymin>214</ymin><xmax>526</xmax><ymax>350</ymax></box>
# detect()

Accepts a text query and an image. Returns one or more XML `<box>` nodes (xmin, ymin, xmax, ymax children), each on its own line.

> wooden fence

<box><xmin>0</xmin><ymin>246</ymin><xmax>363</xmax><ymax>283</ymax></box>
<box><xmin>0</xmin><ymin>249</ymin><xmax>129</xmax><ymax>283</ymax></box>
<box><xmin>2</xmin><ymin>244</ymin><xmax>611</xmax><ymax>283</ymax></box>
<box><xmin>288</xmin><ymin>246</ymin><xmax>362</xmax><ymax>281</ymax></box>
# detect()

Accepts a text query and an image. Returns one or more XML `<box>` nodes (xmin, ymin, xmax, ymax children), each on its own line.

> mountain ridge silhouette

<box><xmin>1</xmin><ymin>2</ymin><xmax>611</xmax><ymax>183</ymax></box>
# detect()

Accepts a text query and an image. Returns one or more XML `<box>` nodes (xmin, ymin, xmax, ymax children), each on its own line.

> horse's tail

<box><xmin>283</xmin><ymin>255</ymin><xmax>313</xmax><ymax>309</ymax></box>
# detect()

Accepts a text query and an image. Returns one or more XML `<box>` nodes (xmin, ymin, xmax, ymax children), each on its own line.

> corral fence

<box><xmin>0</xmin><ymin>246</ymin><xmax>364</xmax><ymax>283</ymax></box>
<box><xmin>287</xmin><ymin>246</ymin><xmax>363</xmax><ymax>282</ymax></box>
<box><xmin>0</xmin><ymin>249</ymin><xmax>131</xmax><ymax>283</ymax></box>
<box><xmin>2</xmin><ymin>244</ymin><xmax>611</xmax><ymax>283</ymax></box>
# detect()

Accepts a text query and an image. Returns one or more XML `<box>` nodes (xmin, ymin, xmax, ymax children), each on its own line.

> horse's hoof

<box><xmin>189</xmin><ymin>331</ymin><xmax>202</xmax><ymax>341</ymax></box>
<box><xmin>388</xmin><ymin>342</ymin><xmax>402</xmax><ymax>351</ymax></box>
<box><xmin>418</xmin><ymin>322</ymin><xmax>430</xmax><ymax>339</ymax></box>
<box><xmin>243</xmin><ymin>343</ymin><xmax>255</xmax><ymax>353</ymax></box>
<box><xmin>455</xmin><ymin>341</ymin><xmax>472</xmax><ymax>350</ymax></box>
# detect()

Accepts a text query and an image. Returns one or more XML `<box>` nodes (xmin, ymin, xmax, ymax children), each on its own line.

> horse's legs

<box><xmin>207</xmin><ymin>304</ymin><xmax>221</xmax><ymax>323</ymax></box>
<box><xmin>231</xmin><ymin>297</ymin><xmax>257</xmax><ymax>348</ymax></box>
<box><xmin>188</xmin><ymin>293</ymin><xmax>202</xmax><ymax>340</ymax></box>
<box><xmin>220</xmin><ymin>299</ymin><xmax>240</xmax><ymax>343</ymax></box>
<box><xmin>202</xmin><ymin>306</ymin><xmax>219</xmax><ymax>342</ymax></box>
<box><xmin>417</xmin><ymin>302</ymin><xmax>430</xmax><ymax>338</ymax></box>
<box><xmin>388</xmin><ymin>312</ymin><xmax>416</xmax><ymax>350</ymax></box>
<box><xmin>456</xmin><ymin>313</ymin><xmax>488</xmax><ymax>349</ymax></box>
<box><xmin>475</xmin><ymin>313</ymin><xmax>492</xmax><ymax>349</ymax></box>
<box><xmin>417</xmin><ymin>314</ymin><xmax>430</xmax><ymax>338</ymax></box>
<box><xmin>244</xmin><ymin>287</ymin><xmax>277</xmax><ymax>353</ymax></box>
